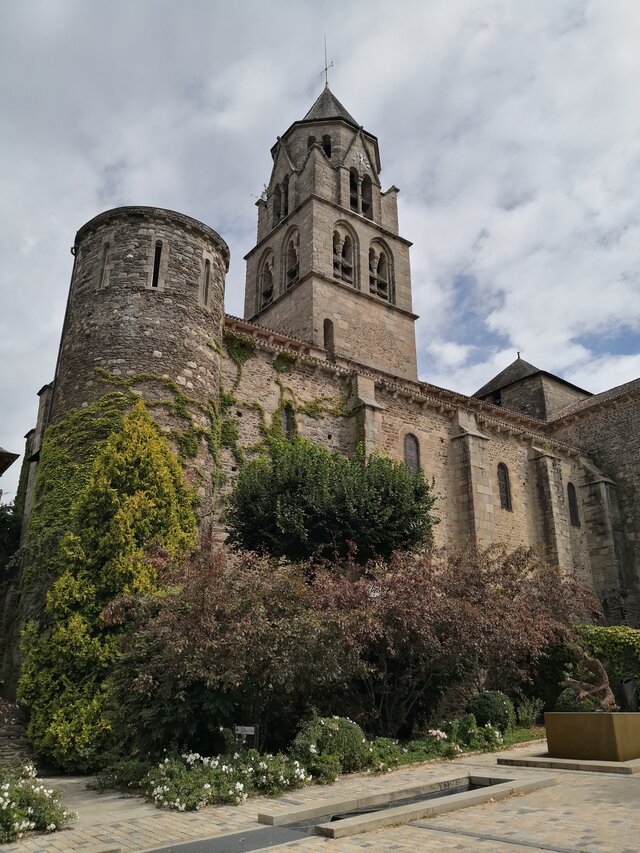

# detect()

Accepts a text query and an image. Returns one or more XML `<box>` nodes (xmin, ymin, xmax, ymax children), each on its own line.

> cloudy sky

<box><xmin>2</xmin><ymin>0</ymin><xmax>640</xmax><ymax>502</ymax></box>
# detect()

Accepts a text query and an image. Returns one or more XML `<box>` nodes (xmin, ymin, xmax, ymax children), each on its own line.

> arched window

<box><xmin>568</xmin><ymin>482</ymin><xmax>580</xmax><ymax>527</ymax></box>
<box><xmin>341</xmin><ymin>235</ymin><xmax>353</xmax><ymax>283</ymax></box>
<box><xmin>361</xmin><ymin>174</ymin><xmax>372</xmax><ymax>219</ymax></box>
<box><xmin>307</xmin><ymin>135</ymin><xmax>316</xmax><ymax>148</ymax></box>
<box><xmin>151</xmin><ymin>240</ymin><xmax>163</xmax><ymax>289</ymax></box>
<box><xmin>323</xmin><ymin>318</ymin><xmax>335</xmax><ymax>361</ymax></box>
<box><xmin>369</xmin><ymin>245</ymin><xmax>392</xmax><ymax>301</ymax></box>
<box><xmin>349</xmin><ymin>168</ymin><xmax>359</xmax><ymax>212</ymax></box>
<box><xmin>273</xmin><ymin>184</ymin><xmax>282</xmax><ymax>222</ymax></box>
<box><xmin>259</xmin><ymin>255</ymin><xmax>274</xmax><ymax>308</ymax></box>
<box><xmin>285</xmin><ymin>237</ymin><xmax>299</xmax><ymax>288</ymax></box>
<box><xmin>280</xmin><ymin>404</ymin><xmax>295</xmax><ymax>439</ymax></box>
<box><xmin>332</xmin><ymin>226</ymin><xmax>357</xmax><ymax>286</ymax></box>
<box><xmin>404</xmin><ymin>434</ymin><xmax>420</xmax><ymax>473</ymax></box>
<box><xmin>497</xmin><ymin>463</ymin><xmax>512</xmax><ymax>511</ymax></box>
<box><xmin>203</xmin><ymin>258</ymin><xmax>211</xmax><ymax>306</ymax></box>
<box><xmin>322</xmin><ymin>134</ymin><xmax>332</xmax><ymax>158</ymax></box>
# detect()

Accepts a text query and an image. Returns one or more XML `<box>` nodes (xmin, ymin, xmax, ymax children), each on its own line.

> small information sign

<box><xmin>234</xmin><ymin>725</ymin><xmax>256</xmax><ymax>736</ymax></box>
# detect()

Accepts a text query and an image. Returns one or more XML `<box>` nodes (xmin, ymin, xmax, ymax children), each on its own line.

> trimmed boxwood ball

<box><xmin>554</xmin><ymin>687</ymin><xmax>598</xmax><ymax>712</ymax></box>
<box><xmin>466</xmin><ymin>691</ymin><xmax>516</xmax><ymax>733</ymax></box>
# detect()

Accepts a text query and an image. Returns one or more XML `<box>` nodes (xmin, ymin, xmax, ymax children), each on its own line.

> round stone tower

<box><xmin>51</xmin><ymin>206</ymin><xmax>228</xmax><ymax>418</ymax></box>
<box><xmin>49</xmin><ymin>206</ymin><xmax>230</xmax><ymax>536</ymax></box>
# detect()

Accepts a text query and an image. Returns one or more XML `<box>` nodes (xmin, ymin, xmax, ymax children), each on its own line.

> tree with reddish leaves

<box><xmin>108</xmin><ymin>545</ymin><xmax>599</xmax><ymax>752</ymax></box>
<box><xmin>106</xmin><ymin>549</ymin><xmax>371</xmax><ymax>753</ymax></box>
<box><xmin>335</xmin><ymin>545</ymin><xmax>600</xmax><ymax>736</ymax></box>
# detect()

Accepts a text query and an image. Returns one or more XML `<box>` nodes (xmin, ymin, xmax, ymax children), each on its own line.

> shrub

<box><xmin>554</xmin><ymin>687</ymin><xmax>598</xmax><ymax>712</ymax></box>
<box><xmin>517</xmin><ymin>697</ymin><xmax>545</xmax><ymax>727</ymax></box>
<box><xmin>18</xmin><ymin>401</ymin><xmax>196</xmax><ymax>771</ymax></box>
<box><xmin>109</xmin><ymin>551</ymin><xmax>368</xmax><ymax>755</ymax></box>
<box><xmin>466</xmin><ymin>691</ymin><xmax>515</xmax><ymax>733</ymax></box>
<box><xmin>369</xmin><ymin>737</ymin><xmax>403</xmax><ymax>772</ymax></box>
<box><xmin>0</xmin><ymin>762</ymin><xmax>74</xmax><ymax>843</ymax></box>
<box><xmin>300</xmin><ymin>752</ymin><xmax>342</xmax><ymax>784</ymax></box>
<box><xmin>577</xmin><ymin>625</ymin><xmax>640</xmax><ymax>687</ymax></box>
<box><xmin>143</xmin><ymin>750</ymin><xmax>309</xmax><ymax>811</ymax></box>
<box><xmin>289</xmin><ymin>716</ymin><xmax>372</xmax><ymax>774</ymax></box>
<box><xmin>226</xmin><ymin>438</ymin><xmax>437</xmax><ymax>563</ymax></box>
<box><xmin>90</xmin><ymin>759</ymin><xmax>155</xmax><ymax>793</ymax></box>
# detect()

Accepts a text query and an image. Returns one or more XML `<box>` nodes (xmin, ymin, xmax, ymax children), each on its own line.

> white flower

<box><xmin>309</xmin><ymin>744</ymin><xmax>317</xmax><ymax>754</ymax></box>
<box><xmin>203</xmin><ymin>783</ymin><xmax>211</xmax><ymax>790</ymax></box>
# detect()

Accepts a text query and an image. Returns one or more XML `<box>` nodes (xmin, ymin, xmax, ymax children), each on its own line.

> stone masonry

<box><xmin>16</xmin><ymin>85</ymin><xmax>640</xmax><ymax>631</ymax></box>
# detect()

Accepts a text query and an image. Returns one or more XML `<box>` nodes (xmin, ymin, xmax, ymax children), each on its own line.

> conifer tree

<box><xmin>19</xmin><ymin>400</ymin><xmax>196</xmax><ymax>770</ymax></box>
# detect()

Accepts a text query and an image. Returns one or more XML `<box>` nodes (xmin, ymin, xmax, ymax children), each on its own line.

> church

<box><xmin>20</xmin><ymin>86</ymin><xmax>640</xmax><ymax>627</ymax></box>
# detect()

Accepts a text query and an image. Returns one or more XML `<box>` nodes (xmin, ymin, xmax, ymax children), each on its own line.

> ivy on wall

<box><xmin>18</xmin><ymin>400</ymin><xmax>196</xmax><ymax>771</ymax></box>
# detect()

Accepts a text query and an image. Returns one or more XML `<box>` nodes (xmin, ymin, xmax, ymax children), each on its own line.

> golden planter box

<box><xmin>545</xmin><ymin>712</ymin><xmax>640</xmax><ymax>762</ymax></box>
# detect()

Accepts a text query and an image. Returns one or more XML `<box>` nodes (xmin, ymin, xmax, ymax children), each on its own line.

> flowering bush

<box><xmin>143</xmin><ymin>750</ymin><xmax>309</xmax><ymax>811</ymax></box>
<box><xmin>0</xmin><ymin>762</ymin><xmax>74</xmax><ymax>842</ymax></box>
<box><xmin>466</xmin><ymin>691</ymin><xmax>516</xmax><ymax>733</ymax></box>
<box><xmin>289</xmin><ymin>716</ymin><xmax>373</xmax><ymax>775</ymax></box>
<box><xmin>369</xmin><ymin>737</ymin><xmax>403</xmax><ymax>772</ymax></box>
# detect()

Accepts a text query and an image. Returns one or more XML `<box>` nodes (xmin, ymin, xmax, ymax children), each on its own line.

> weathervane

<box><xmin>322</xmin><ymin>35</ymin><xmax>333</xmax><ymax>86</ymax></box>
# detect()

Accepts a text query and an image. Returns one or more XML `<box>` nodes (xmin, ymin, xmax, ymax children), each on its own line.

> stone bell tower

<box><xmin>244</xmin><ymin>85</ymin><xmax>418</xmax><ymax>380</ymax></box>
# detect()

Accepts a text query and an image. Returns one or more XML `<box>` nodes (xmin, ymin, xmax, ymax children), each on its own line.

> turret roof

<box><xmin>302</xmin><ymin>85</ymin><xmax>359</xmax><ymax>127</ymax></box>
<box><xmin>473</xmin><ymin>355</ymin><xmax>591</xmax><ymax>399</ymax></box>
<box><xmin>473</xmin><ymin>356</ymin><xmax>542</xmax><ymax>398</ymax></box>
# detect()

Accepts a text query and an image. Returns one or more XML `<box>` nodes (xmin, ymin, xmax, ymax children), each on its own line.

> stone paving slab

<box><xmin>498</xmin><ymin>752</ymin><xmax>640</xmax><ymax>774</ymax></box>
<box><xmin>5</xmin><ymin>740</ymin><xmax>640</xmax><ymax>853</ymax></box>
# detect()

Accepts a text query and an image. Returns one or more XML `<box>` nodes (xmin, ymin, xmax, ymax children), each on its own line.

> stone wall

<box><xmin>51</xmin><ymin>206</ymin><xmax>228</xmax><ymax>420</ymax></box>
<box><xmin>484</xmin><ymin>374</ymin><xmax>590</xmax><ymax>420</ymax></box>
<box><xmin>44</xmin><ymin>206</ymin><xmax>229</xmax><ymax>540</ymax></box>
<box><xmin>549</xmin><ymin>386</ymin><xmax>640</xmax><ymax>625</ymax></box>
<box><xmin>217</xmin><ymin>331</ymin><xmax>610</xmax><ymax>596</ymax></box>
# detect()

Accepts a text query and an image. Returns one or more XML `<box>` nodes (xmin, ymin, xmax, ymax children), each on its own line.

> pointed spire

<box><xmin>302</xmin><ymin>86</ymin><xmax>359</xmax><ymax>127</ymax></box>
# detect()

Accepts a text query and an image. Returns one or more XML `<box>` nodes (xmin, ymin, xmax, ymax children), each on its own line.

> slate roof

<box><xmin>0</xmin><ymin>447</ymin><xmax>19</xmax><ymax>477</ymax></box>
<box><xmin>473</xmin><ymin>357</ymin><xmax>542</xmax><ymax>398</ymax></box>
<box><xmin>302</xmin><ymin>85</ymin><xmax>359</xmax><ymax>127</ymax></box>
<box><xmin>549</xmin><ymin>376</ymin><xmax>640</xmax><ymax>422</ymax></box>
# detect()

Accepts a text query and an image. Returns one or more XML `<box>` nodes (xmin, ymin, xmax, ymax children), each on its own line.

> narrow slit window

<box><xmin>349</xmin><ymin>169</ymin><xmax>359</xmax><ymax>212</ymax></box>
<box><xmin>322</xmin><ymin>134</ymin><xmax>332</xmax><ymax>158</ymax></box>
<box><xmin>404</xmin><ymin>434</ymin><xmax>420</xmax><ymax>473</ymax></box>
<box><xmin>99</xmin><ymin>242</ymin><xmax>110</xmax><ymax>289</ymax></box>
<box><xmin>282</xmin><ymin>176</ymin><xmax>289</xmax><ymax>218</ymax></box>
<box><xmin>497</xmin><ymin>463</ymin><xmax>512</xmax><ymax>511</ymax></box>
<box><xmin>568</xmin><ymin>482</ymin><xmax>580</xmax><ymax>527</ymax></box>
<box><xmin>273</xmin><ymin>185</ymin><xmax>282</xmax><ymax>222</ymax></box>
<box><xmin>323</xmin><ymin>318</ymin><xmax>335</xmax><ymax>360</ymax></box>
<box><xmin>151</xmin><ymin>240</ymin><xmax>163</xmax><ymax>288</ymax></box>
<box><xmin>280</xmin><ymin>405</ymin><xmax>295</xmax><ymax>439</ymax></box>
<box><xmin>203</xmin><ymin>259</ymin><xmax>211</xmax><ymax>305</ymax></box>
<box><xmin>362</xmin><ymin>174</ymin><xmax>372</xmax><ymax>219</ymax></box>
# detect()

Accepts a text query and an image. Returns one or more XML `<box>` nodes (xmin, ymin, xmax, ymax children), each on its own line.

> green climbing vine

<box><xmin>18</xmin><ymin>400</ymin><xmax>197</xmax><ymax>771</ymax></box>
<box><xmin>223</xmin><ymin>329</ymin><xmax>256</xmax><ymax>388</ymax></box>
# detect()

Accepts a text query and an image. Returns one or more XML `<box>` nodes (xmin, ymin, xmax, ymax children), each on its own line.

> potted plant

<box><xmin>545</xmin><ymin>653</ymin><xmax>640</xmax><ymax>761</ymax></box>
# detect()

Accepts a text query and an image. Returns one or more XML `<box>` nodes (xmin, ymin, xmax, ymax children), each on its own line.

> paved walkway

<box><xmin>5</xmin><ymin>742</ymin><xmax>640</xmax><ymax>852</ymax></box>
